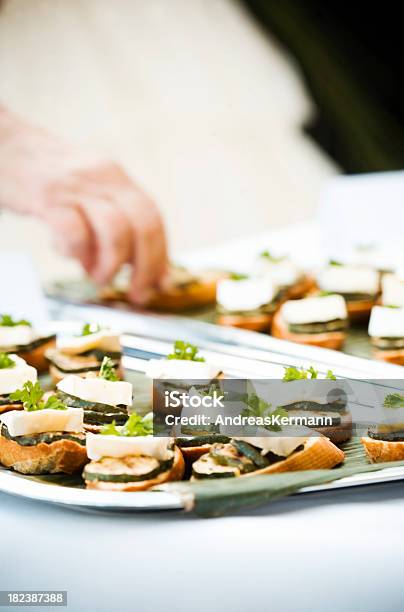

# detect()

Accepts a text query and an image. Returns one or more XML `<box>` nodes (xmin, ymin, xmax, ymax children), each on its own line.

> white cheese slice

<box><xmin>270</xmin><ymin>379</ymin><xmax>340</xmax><ymax>407</ymax></box>
<box><xmin>86</xmin><ymin>433</ymin><xmax>174</xmax><ymax>461</ymax></box>
<box><xmin>382</xmin><ymin>274</ymin><xmax>404</xmax><ymax>308</ymax></box>
<box><xmin>145</xmin><ymin>359</ymin><xmax>221</xmax><ymax>381</ymax></box>
<box><xmin>381</xmin><ymin>407</ymin><xmax>404</xmax><ymax>427</ymax></box>
<box><xmin>56</xmin><ymin>330</ymin><xmax>121</xmax><ymax>355</ymax></box>
<box><xmin>368</xmin><ymin>306</ymin><xmax>404</xmax><ymax>338</ymax></box>
<box><xmin>0</xmin><ymin>325</ymin><xmax>35</xmax><ymax>349</ymax></box>
<box><xmin>57</xmin><ymin>375</ymin><xmax>132</xmax><ymax>407</ymax></box>
<box><xmin>216</xmin><ymin>277</ymin><xmax>276</xmax><ymax>312</ymax></box>
<box><xmin>0</xmin><ymin>355</ymin><xmax>37</xmax><ymax>396</ymax></box>
<box><xmin>233</xmin><ymin>428</ymin><xmax>312</xmax><ymax>457</ymax></box>
<box><xmin>280</xmin><ymin>295</ymin><xmax>347</xmax><ymax>325</ymax></box>
<box><xmin>254</xmin><ymin>257</ymin><xmax>301</xmax><ymax>287</ymax></box>
<box><xmin>317</xmin><ymin>265</ymin><xmax>379</xmax><ymax>295</ymax></box>
<box><xmin>0</xmin><ymin>407</ymin><xmax>83</xmax><ymax>437</ymax></box>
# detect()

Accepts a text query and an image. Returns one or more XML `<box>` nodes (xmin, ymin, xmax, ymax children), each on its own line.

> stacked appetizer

<box><xmin>56</xmin><ymin>357</ymin><xmax>131</xmax><ymax>431</ymax></box>
<box><xmin>253</xmin><ymin>250</ymin><xmax>315</xmax><ymax>299</ymax></box>
<box><xmin>100</xmin><ymin>264</ymin><xmax>224</xmax><ymax>311</ymax></box>
<box><xmin>0</xmin><ymin>381</ymin><xmax>87</xmax><ymax>474</ymax></box>
<box><xmin>280</xmin><ymin>365</ymin><xmax>352</xmax><ymax>444</ymax></box>
<box><xmin>0</xmin><ymin>353</ymin><xmax>37</xmax><ymax>414</ymax></box>
<box><xmin>83</xmin><ymin>414</ymin><xmax>184</xmax><ymax>491</ymax></box>
<box><xmin>146</xmin><ymin>340</ymin><xmax>224</xmax><ymax>462</ymax></box>
<box><xmin>362</xmin><ymin>392</ymin><xmax>404</xmax><ymax>462</ymax></box>
<box><xmin>216</xmin><ymin>274</ymin><xmax>279</xmax><ymax>331</ymax></box>
<box><xmin>146</xmin><ymin>340</ymin><xmax>222</xmax><ymax>381</ymax></box>
<box><xmin>381</xmin><ymin>272</ymin><xmax>404</xmax><ymax>309</ymax></box>
<box><xmin>0</xmin><ymin>314</ymin><xmax>55</xmax><ymax>373</ymax></box>
<box><xmin>368</xmin><ymin>306</ymin><xmax>404</xmax><ymax>365</ymax></box>
<box><xmin>192</xmin><ymin>429</ymin><xmax>344</xmax><ymax>479</ymax></box>
<box><xmin>46</xmin><ymin>323</ymin><xmax>122</xmax><ymax>383</ymax></box>
<box><xmin>272</xmin><ymin>294</ymin><xmax>348</xmax><ymax>349</ymax></box>
<box><xmin>316</xmin><ymin>262</ymin><xmax>379</xmax><ymax>319</ymax></box>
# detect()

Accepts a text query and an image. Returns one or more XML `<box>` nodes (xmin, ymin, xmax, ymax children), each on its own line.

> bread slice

<box><xmin>18</xmin><ymin>336</ymin><xmax>56</xmax><ymax>373</ymax></box>
<box><xmin>0</xmin><ymin>434</ymin><xmax>88</xmax><ymax>475</ymax></box>
<box><xmin>100</xmin><ymin>271</ymin><xmax>223</xmax><ymax>312</ymax></box>
<box><xmin>0</xmin><ymin>403</ymin><xmax>23</xmax><ymax>415</ymax></box>
<box><xmin>271</xmin><ymin>310</ymin><xmax>345</xmax><ymax>350</ymax></box>
<box><xmin>315</xmin><ymin>412</ymin><xmax>352</xmax><ymax>445</ymax></box>
<box><xmin>361</xmin><ymin>436</ymin><xmax>404</xmax><ymax>463</ymax></box>
<box><xmin>373</xmin><ymin>349</ymin><xmax>404</xmax><ymax>366</ymax></box>
<box><xmin>180</xmin><ymin>445</ymin><xmax>213</xmax><ymax>463</ymax></box>
<box><xmin>248</xmin><ymin>435</ymin><xmax>345</xmax><ymax>476</ymax></box>
<box><xmin>85</xmin><ymin>446</ymin><xmax>185</xmax><ymax>491</ymax></box>
<box><xmin>286</xmin><ymin>275</ymin><xmax>316</xmax><ymax>300</ymax></box>
<box><xmin>346</xmin><ymin>299</ymin><xmax>374</xmax><ymax>321</ymax></box>
<box><xmin>217</xmin><ymin>312</ymin><xmax>273</xmax><ymax>332</ymax></box>
<box><xmin>146</xmin><ymin>274</ymin><xmax>220</xmax><ymax>311</ymax></box>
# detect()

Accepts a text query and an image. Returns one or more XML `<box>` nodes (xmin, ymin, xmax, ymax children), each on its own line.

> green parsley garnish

<box><xmin>229</xmin><ymin>272</ymin><xmax>249</xmax><ymax>281</ymax></box>
<box><xmin>383</xmin><ymin>393</ymin><xmax>404</xmax><ymax>409</ymax></box>
<box><xmin>241</xmin><ymin>394</ymin><xmax>289</xmax><ymax>432</ymax></box>
<box><xmin>9</xmin><ymin>381</ymin><xmax>67</xmax><ymax>412</ymax></box>
<box><xmin>81</xmin><ymin>323</ymin><xmax>102</xmax><ymax>336</ymax></box>
<box><xmin>0</xmin><ymin>353</ymin><xmax>15</xmax><ymax>369</ymax></box>
<box><xmin>100</xmin><ymin>413</ymin><xmax>153</xmax><ymax>437</ymax></box>
<box><xmin>0</xmin><ymin>314</ymin><xmax>31</xmax><ymax>327</ymax></box>
<box><xmin>283</xmin><ymin>366</ymin><xmax>337</xmax><ymax>381</ymax></box>
<box><xmin>99</xmin><ymin>356</ymin><xmax>119</xmax><ymax>381</ymax></box>
<box><xmin>328</xmin><ymin>259</ymin><xmax>343</xmax><ymax>267</ymax></box>
<box><xmin>385</xmin><ymin>304</ymin><xmax>400</xmax><ymax>309</ymax></box>
<box><xmin>259</xmin><ymin>250</ymin><xmax>286</xmax><ymax>263</ymax></box>
<box><xmin>167</xmin><ymin>340</ymin><xmax>205</xmax><ymax>362</ymax></box>
<box><xmin>283</xmin><ymin>366</ymin><xmax>318</xmax><ymax>381</ymax></box>
<box><xmin>317</xmin><ymin>290</ymin><xmax>334</xmax><ymax>297</ymax></box>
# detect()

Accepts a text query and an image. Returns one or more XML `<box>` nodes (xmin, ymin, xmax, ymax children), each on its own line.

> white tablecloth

<box><xmin>1</xmin><ymin>480</ymin><xmax>404</xmax><ymax>611</ymax></box>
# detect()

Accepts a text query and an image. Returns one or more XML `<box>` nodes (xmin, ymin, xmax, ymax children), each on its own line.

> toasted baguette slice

<box><xmin>286</xmin><ymin>275</ymin><xmax>316</xmax><ymax>300</ymax></box>
<box><xmin>0</xmin><ymin>435</ymin><xmax>88</xmax><ymax>475</ymax></box>
<box><xmin>17</xmin><ymin>336</ymin><xmax>56</xmax><ymax>373</ymax></box>
<box><xmin>217</xmin><ymin>312</ymin><xmax>273</xmax><ymax>332</ymax></box>
<box><xmin>180</xmin><ymin>445</ymin><xmax>213</xmax><ymax>463</ymax></box>
<box><xmin>315</xmin><ymin>412</ymin><xmax>352</xmax><ymax>445</ymax></box>
<box><xmin>372</xmin><ymin>349</ymin><xmax>404</xmax><ymax>366</ymax></box>
<box><xmin>271</xmin><ymin>310</ymin><xmax>345</xmax><ymax>350</ymax></box>
<box><xmin>346</xmin><ymin>299</ymin><xmax>375</xmax><ymax>321</ymax></box>
<box><xmin>101</xmin><ymin>271</ymin><xmax>223</xmax><ymax>312</ymax></box>
<box><xmin>247</xmin><ymin>435</ymin><xmax>345</xmax><ymax>476</ymax></box>
<box><xmin>0</xmin><ymin>403</ymin><xmax>23</xmax><ymax>416</ymax></box>
<box><xmin>361</xmin><ymin>436</ymin><xmax>404</xmax><ymax>463</ymax></box>
<box><xmin>85</xmin><ymin>446</ymin><xmax>185</xmax><ymax>492</ymax></box>
<box><xmin>146</xmin><ymin>274</ymin><xmax>220</xmax><ymax>311</ymax></box>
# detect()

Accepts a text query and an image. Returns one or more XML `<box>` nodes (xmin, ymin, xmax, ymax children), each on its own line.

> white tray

<box><xmin>1</xmin><ymin>311</ymin><xmax>403</xmax><ymax>513</ymax></box>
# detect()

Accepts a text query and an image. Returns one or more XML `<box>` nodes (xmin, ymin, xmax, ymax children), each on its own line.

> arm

<box><xmin>0</xmin><ymin>106</ymin><xmax>168</xmax><ymax>303</ymax></box>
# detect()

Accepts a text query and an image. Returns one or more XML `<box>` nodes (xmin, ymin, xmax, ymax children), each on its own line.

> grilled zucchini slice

<box><xmin>230</xmin><ymin>439</ymin><xmax>270</xmax><ymax>468</ymax></box>
<box><xmin>368</xmin><ymin>425</ymin><xmax>404</xmax><ymax>442</ymax></box>
<box><xmin>84</xmin><ymin>455</ymin><xmax>172</xmax><ymax>483</ymax></box>
<box><xmin>1</xmin><ymin>425</ymin><xmax>86</xmax><ymax>447</ymax></box>
<box><xmin>210</xmin><ymin>443</ymin><xmax>255</xmax><ymax>472</ymax></box>
<box><xmin>83</xmin><ymin>410</ymin><xmax>128</xmax><ymax>425</ymax></box>
<box><xmin>176</xmin><ymin>434</ymin><xmax>230</xmax><ymax>448</ymax></box>
<box><xmin>192</xmin><ymin>443</ymin><xmax>257</xmax><ymax>479</ymax></box>
<box><xmin>192</xmin><ymin>453</ymin><xmax>240</xmax><ymax>479</ymax></box>
<box><xmin>57</xmin><ymin>391</ymin><xmax>127</xmax><ymax>415</ymax></box>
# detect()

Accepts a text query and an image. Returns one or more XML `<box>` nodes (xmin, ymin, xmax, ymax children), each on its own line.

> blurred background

<box><xmin>0</xmin><ymin>0</ymin><xmax>402</xmax><ymax>281</ymax></box>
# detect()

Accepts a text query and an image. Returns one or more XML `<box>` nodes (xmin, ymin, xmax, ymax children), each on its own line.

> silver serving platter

<box><xmin>1</xmin><ymin>303</ymin><xmax>403</xmax><ymax>513</ymax></box>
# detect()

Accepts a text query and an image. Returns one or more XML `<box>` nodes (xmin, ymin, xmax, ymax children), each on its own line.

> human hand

<box><xmin>0</xmin><ymin>108</ymin><xmax>168</xmax><ymax>303</ymax></box>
